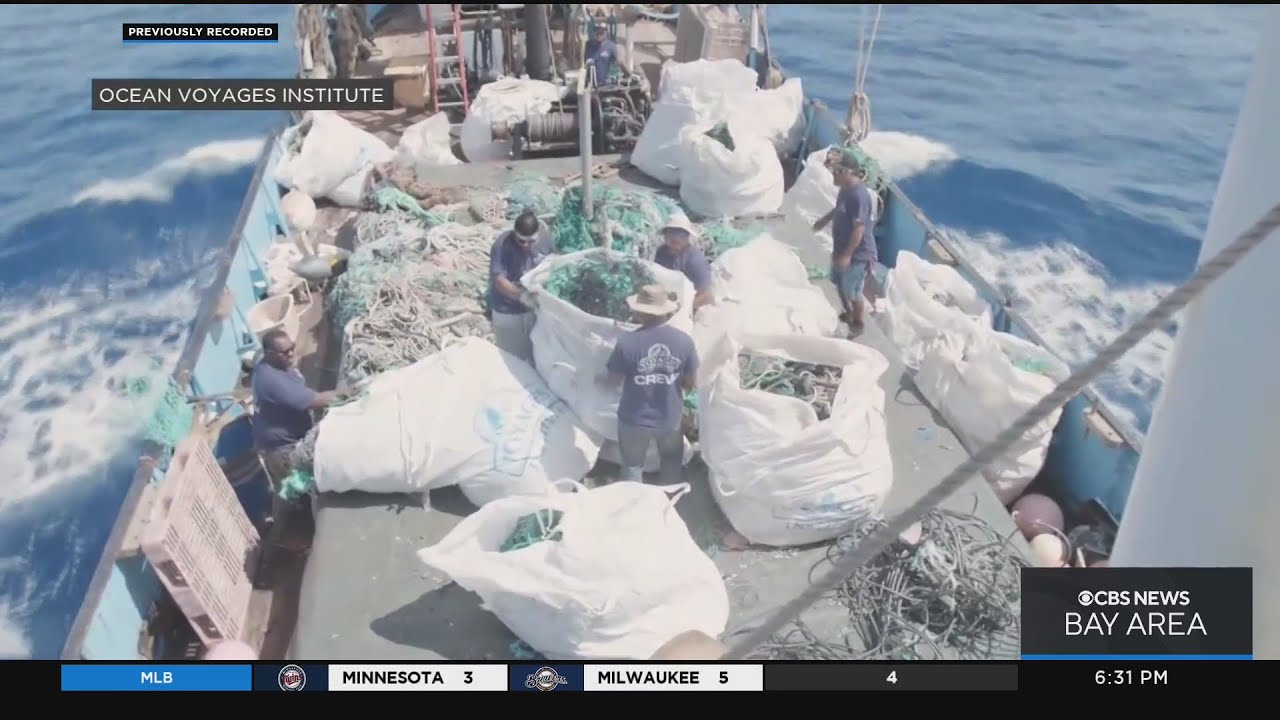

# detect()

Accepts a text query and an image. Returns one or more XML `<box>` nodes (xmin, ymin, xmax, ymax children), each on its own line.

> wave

<box><xmin>860</xmin><ymin>130</ymin><xmax>958</xmax><ymax>181</ymax></box>
<box><xmin>72</xmin><ymin>138</ymin><xmax>262</xmax><ymax>206</ymax></box>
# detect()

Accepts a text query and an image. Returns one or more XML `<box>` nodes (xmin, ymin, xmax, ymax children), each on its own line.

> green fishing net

<box><xmin>697</xmin><ymin>220</ymin><xmax>765</xmax><ymax>261</ymax></box>
<box><xmin>278</xmin><ymin>469</ymin><xmax>316</xmax><ymax>501</ymax></box>
<box><xmin>541</xmin><ymin>253</ymin><xmax>657</xmax><ymax>322</ymax></box>
<box><xmin>499</xmin><ymin>510</ymin><xmax>565</xmax><ymax>552</ymax></box>
<box><xmin>553</xmin><ymin>185</ymin><xmax>681</xmax><ymax>255</ymax></box>
<box><xmin>705</xmin><ymin>122</ymin><xmax>736</xmax><ymax>152</ymax></box>
<box><xmin>123</xmin><ymin>366</ymin><xmax>194</xmax><ymax>471</ymax></box>
<box><xmin>739</xmin><ymin>352</ymin><xmax>845</xmax><ymax>421</ymax></box>
<box><xmin>506</xmin><ymin>172</ymin><xmax>564</xmax><ymax>219</ymax></box>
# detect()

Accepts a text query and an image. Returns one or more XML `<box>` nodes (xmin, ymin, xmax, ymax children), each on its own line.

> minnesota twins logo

<box><xmin>278</xmin><ymin>664</ymin><xmax>306</xmax><ymax>691</ymax></box>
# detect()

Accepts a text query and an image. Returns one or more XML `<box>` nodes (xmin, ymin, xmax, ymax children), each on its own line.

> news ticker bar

<box><xmin>123</xmin><ymin>23</ymin><xmax>278</xmax><ymax>43</ymax></box>
<box><xmin>50</xmin><ymin>660</ymin><xmax>1268</xmax><ymax>692</ymax></box>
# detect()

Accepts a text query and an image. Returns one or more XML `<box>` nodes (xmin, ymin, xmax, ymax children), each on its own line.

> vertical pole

<box><xmin>579</xmin><ymin>73</ymin><xmax>595</xmax><ymax>226</ymax></box>
<box><xmin>1108</xmin><ymin>6</ymin><xmax>1280</xmax><ymax>659</ymax></box>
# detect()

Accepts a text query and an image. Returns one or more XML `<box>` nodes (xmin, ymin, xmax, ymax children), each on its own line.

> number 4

<box><xmin>886</xmin><ymin>670</ymin><xmax>898</xmax><ymax>684</ymax></box>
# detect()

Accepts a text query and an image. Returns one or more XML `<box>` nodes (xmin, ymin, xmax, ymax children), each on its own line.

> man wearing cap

<box><xmin>814</xmin><ymin>150</ymin><xmax>878</xmax><ymax>336</ymax></box>
<box><xmin>598</xmin><ymin>284</ymin><xmax>699</xmax><ymax>486</ymax></box>
<box><xmin>488</xmin><ymin>209</ymin><xmax>553</xmax><ymax>363</ymax></box>
<box><xmin>654</xmin><ymin>214</ymin><xmax>714</xmax><ymax>312</ymax></box>
<box><xmin>584</xmin><ymin>22</ymin><xmax>624</xmax><ymax>86</ymax></box>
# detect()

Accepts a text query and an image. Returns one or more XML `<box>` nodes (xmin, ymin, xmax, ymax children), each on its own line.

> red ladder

<box><xmin>424</xmin><ymin>4</ymin><xmax>470</xmax><ymax>114</ymax></box>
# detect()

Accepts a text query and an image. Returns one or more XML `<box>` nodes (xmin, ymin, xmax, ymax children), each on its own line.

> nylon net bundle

<box><xmin>553</xmin><ymin>185</ymin><xmax>680</xmax><ymax>256</ymax></box>
<box><xmin>754</xmin><ymin>503</ymin><xmax>1025</xmax><ymax>661</ymax></box>
<box><xmin>738</xmin><ymin>352</ymin><xmax>844</xmax><ymax>421</ymax></box>
<box><xmin>541</xmin><ymin>252</ymin><xmax>657</xmax><ymax>322</ymax></box>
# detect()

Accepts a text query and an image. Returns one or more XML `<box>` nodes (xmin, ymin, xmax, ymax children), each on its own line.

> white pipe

<box><xmin>748</xmin><ymin>4</ymin><xmax>760</xmax><ymax>53</ymax></box>
<box><xmin>1109</xmin><ymin>6</ymin><xmax>1280</xmax><ymax>660</ymax></box>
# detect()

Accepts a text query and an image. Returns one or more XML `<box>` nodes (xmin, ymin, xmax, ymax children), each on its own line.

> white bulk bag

<box><xmin>631</xmin><ymin>100</ymin><xmax>702</xmax><ymax>186</ymax></box>
<box><xmin>417</xmin><ymin>481</ymin><xmax>730</xmax><ymax>660</ymax></box>
<box><xmin>698</xmin><ymin>332</ymin><xmax>894</xmax><ymax>547</ymax></box>
<box><xmin>880</xmin><ymin>250</ymin><xmax>992</xmax><ymax>369</ymax></box>
<box><xmin>752</xmin><ymin>78</ymin><xmax>805</xmax><ymax>154</ymax></box>
<box><xmin>523</xmin><ymin>248</ymin><xmax>695</xmax><ymax>446</ymax></box>
<box><xmin>275</xmin><ymin>111</ymin><xmax>393</xmax><ymax>208</ymax></box>
<box><xmin>679</xmin><ymin>121</ymin><xmax>785</xmax><ymax>218</ymax></box>
<box><xmin>657</xmin><ymin>58</ymin><xmax>758</xmax><ymax>107</ymax></box>
<box><xmin>312</xmin><ymin>338</ymin><xmax>600</xmax><ymax>506</ymax></box>
<box><xmin>914</xmin><ymin>328</ymin><xmax>1069</xmax><ymax>505</ymax></box>
<box><xmin>696</xmin><ymin>233</ymin><xmax>839</xmax><ymax>348</ymax></box>
<box><xmin>460</xmin><ymin>78</ymin><xmax>565</xmax><ymax>163</ymax></box>
<box><xmin>395</xmin><ymin>112</ymin><xmax>461</xmax><ymax>170</ymax></box>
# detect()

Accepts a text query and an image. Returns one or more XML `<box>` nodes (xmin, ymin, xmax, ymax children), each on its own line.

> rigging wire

<box><xmin>724</xmin><ymin>200</ymin><xmax>1280</xmax><ymax>660</ymax></box>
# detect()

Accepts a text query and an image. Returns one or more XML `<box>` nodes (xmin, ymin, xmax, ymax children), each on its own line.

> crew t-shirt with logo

<box><xmin>607</xmin><ymin>324</ymin><xmax>699</xmax><ymax>431</ymax></box>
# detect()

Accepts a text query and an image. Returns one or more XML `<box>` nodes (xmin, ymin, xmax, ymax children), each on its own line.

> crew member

<box><xmin>599</xmin><ymin>285</ymin><xmax>699</xmax><ymax>486</ymax></box>
<box><xmin>488</xmin><ymin>209</ymin><xmax>552</xmax><ymax>363</ymax></box>
<box><xmin>813</xmin><ymin>150</ymin><xmax>878</xmax><ymax>336</ymax></box>
<box><xmin>654</xmin><ymin>214</ymin><xmax>714</xmax><ymax>312</ymax></box>
<box><xmin>584</xmin><ymin>22</ymin><xmax>623</xmax><ymax>85</ymax></box>
<box><xmin>252</xmin><ymin>328</ymin><xmax>347</xmax><ymax>546</ymax></box>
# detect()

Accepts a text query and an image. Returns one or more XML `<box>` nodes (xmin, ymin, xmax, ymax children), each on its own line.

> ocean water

<box><xmin>0</xmin><ymin>4</ymin><xmax>1263</xmax><ymax>659</ymax></box>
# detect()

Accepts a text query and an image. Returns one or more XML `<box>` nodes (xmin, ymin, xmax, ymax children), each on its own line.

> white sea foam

<box><xmin>72</xmin><ymin>138</ymin><xmax>263</xmax><ymax>205</ymax></box>
<box><xmin>861</xmin><ymin>130</ymin><xmax>958</xmax><ymax>180</ymax></box>
<box><xmin>944</xmin><ymin>229</ymin><xmax>1174</xmax><ymax>432</ymax></box>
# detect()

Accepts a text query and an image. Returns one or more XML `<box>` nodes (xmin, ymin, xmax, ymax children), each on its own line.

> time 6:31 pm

<box><xmin>1096</xmin><ymin>669</ymin><xmax>1168</xmax><ymax>685</ymax></box>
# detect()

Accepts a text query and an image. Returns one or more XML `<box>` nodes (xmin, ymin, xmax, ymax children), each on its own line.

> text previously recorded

<box><xmin>122</xmin><ymin>23</ymin><xmax>279</xmax><ymax>43</ymax></box>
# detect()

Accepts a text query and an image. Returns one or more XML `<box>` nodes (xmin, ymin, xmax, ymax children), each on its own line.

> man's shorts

<box><xmin>830</xmin><ymin>260</ymin><xmax>872</xmax><ymax>302</ymax></box>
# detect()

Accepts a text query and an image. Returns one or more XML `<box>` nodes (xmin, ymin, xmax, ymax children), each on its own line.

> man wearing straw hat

<box><xmin>598</xmin><ymin>284</ymin><xmax>699</xmax><ymax>486</ymax></box>
<box><xmin>654</xmin><ymin>213</ymin><xmax>714</xmax><ymax>313</ymax></box>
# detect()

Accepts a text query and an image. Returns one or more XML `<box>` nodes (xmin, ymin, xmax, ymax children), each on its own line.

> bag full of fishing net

<box><xmin>311</xmin><ymin>338</ymin><xmax>601</xmax><ymax>506</ymax></box>
<box><xmin>692</xmin><ymin>233</ymin><xmax>838</xmax><ymax>356</ymax></box>
<box><xmin>914</xmin><ymin>324</ymin><xmax>1069</xmax><ymax>505</ymax></box>
<box><xmin>697</xmin><ymin>332</ymin><xmax>895</xmax><ymax>547</ymax></box>
<box><xmin>879</xmin><ymin>250</ymin><xmax>992</xmax><ymax>370</ymax></box>
<box><xmin>416</xmin><ymin>480</ymin><xmax>729</xmax><ymax>660</ymax></box>
<box><xmin>678</xmin><ymin>119</ymin><xmax>785</xmax><ymax>218</ymax></box>
<box><xmin>522</xmin><ymin>248</ymin><xmax>696</xmax><ymax>444</ymax></box>
<box><xmin>274</xmin><ymin>110</ymin><xmax>394</xmax><ymax>208</ymax></box>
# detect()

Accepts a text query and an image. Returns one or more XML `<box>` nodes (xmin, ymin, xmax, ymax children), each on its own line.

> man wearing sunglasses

<box><xmin>252</xmin><ymin>328</ymin><xmax>348</xmax><ymax>548</ymax></box>
<box><xmin>488</xmin><ymin>209</ymin><xmax>553</xmax><ymax>363</ymax></box>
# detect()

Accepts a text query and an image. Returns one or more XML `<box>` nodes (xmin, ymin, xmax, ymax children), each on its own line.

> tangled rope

<box><xmin>330</xmin><ymin>213</ymin><xmax>495</xmax><ymax>382</ymax></box>
<box><xmin>554</xmin><ymin>185</ymin><xmax>680</xmax><ymax>256</ymax></box>
<box><xmin>754</xmin><ymin>504</ymin><xmax>1024</xmax><ymax>661</ymax></box>
<box><xmin>540</xmin><ymin>252</ymin><xmax>656</xmax><ymax>322</ymax></box>
<box><xmin>738</xmin><ymin>353</ymin><xmax>844</xmax><ymax>421</ymax></box>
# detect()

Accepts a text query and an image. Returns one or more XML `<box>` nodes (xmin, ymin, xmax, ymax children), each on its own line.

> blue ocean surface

<box><xmin>0</xmin><ymin>4</ymin><xmax>1262</xmax><ymax>659</ymax></box>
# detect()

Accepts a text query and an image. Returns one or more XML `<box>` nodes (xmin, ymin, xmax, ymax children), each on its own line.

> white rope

<box><xmin>846</xmin><ymin>4</ymin><xmax>882</xmax><ymax>142</ymax></box>
<box><xmin>723</xmin><ymin>200</ymin><xmax>1280</xmax><ymax>660</ymax></box>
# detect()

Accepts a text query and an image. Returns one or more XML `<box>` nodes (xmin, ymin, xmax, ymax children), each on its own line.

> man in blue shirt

<box><xmin>584</xmin><ymin>23</ymin><xmax>623</xmax><ymax>86</ymax></box>
<box><xmin>599</xmin><ymin>284</ymin><xmax>699</xmax><ymax>486</ymax></box>
<box><xmin>487</xmin><ymin>209</ymin><xmax>553</xmax><ymax>364</ymax></box>
<box><xmin>653</xmin><ymin>213</ymin><xmax>714</xmax><ymax>312</ymax></box>
<box><xmin>253</xmin><ymin>328</ymin><xmax>348</xmax><ymax>548</ymax></box>
<box><xmin>814</xmin><ymin>150</ymin><xmax>878</xmax><ymax>336</ymax></box>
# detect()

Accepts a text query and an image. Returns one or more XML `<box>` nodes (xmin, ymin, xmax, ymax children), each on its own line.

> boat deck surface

<box><xmin>289</xmin><ymin>157</ymin><xmax>1029</xmax><ymax>661</ymax></box>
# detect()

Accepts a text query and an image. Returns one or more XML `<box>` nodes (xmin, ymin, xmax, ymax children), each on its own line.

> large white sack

<box><xmin>880</xmin><ymin>250</ymin><xmax>992</xmax><ymax>369</ymax></box>
<box><xmin>275</xmin><ymin>111</ymin><xmax>393</xmax><ymax>208</ymax></box>
<box><xmin>657</xmin><ymin>58</ymin><xmax>758</xmax><ymax>107</ymax></box>
<box><xmin>692</xmin><ymin>233</ymin><xmax>838</xmax><ymax>359</ymax></box>
<box><xmin>631</xmin><ymin>100</ymin><xmax>702</xmax><ymax>186</ymax></box>
<box><xmin>698</xmin><ymin>332</ymin><xmax>894</xmax><ymax>547</ymax></box>
<box><xmin>914</xmin><ymin>328</ymin><xmax>1069</xmax><ymax>505</ymax></box>
<box><xmin>460</xmin><ymin>77</ymin><xmax>565</xmax><ymax>162</ymax></box>
<box><xmin>679</xmin><ymin>121</ymin><xmax>785</xmax><ymax>218</ymax></box>
<box><xmin>312</xmin><ymin>338</ymin><xmax>601</xmax><ymax>506</ymax></box>
<box><xmin>395</xmin><ymin>112</ymin><xmax>461</xmax><ymax>170</ymax></box>
<box><xmin>417</xmin><ymin>481</ymin><xmax>730</xmax><ymax>660</ymax></box>
<box><xmin>523</xmin><ymin>248</ymin><xmax>695</xmax><ymax>446</ymax></box>
<box><xmin>752</xmin><ymin>78</ymin><xmax>805</xmax><ymax>154</ymax></box>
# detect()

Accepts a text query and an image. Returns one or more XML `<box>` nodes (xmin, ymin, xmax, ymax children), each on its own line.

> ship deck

<box><xmin>287</xmin><ymin>157</ymin><xmax>1029</xmax><ymax>661</ymax></box>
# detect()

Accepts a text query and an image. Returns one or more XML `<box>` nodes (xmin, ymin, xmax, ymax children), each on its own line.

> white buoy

<box><xmin>1109</xmin><ymin>6</ymin><xmax>1280</xmax><ymax>659</ymax></box>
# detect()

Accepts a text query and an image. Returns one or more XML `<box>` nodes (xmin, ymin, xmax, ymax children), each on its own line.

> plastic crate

<box><xmin>140</xmin><ymin>436</ymin><xmax>261</xmax><ymax>646</ymax></box>
<box><xmin>674</xmin><ymin>5</ymin><xmax>750</xmax><ymax>63</ymax></box>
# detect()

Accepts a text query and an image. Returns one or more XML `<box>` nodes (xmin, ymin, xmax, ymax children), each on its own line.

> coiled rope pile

<box><xmin>330</xmin><ymin>210</ymin><xmax>495</xmax><ymax>383</ymax></box>
<box><xmin>737</xmin><ymin>353</ymin><xmax>844</xmax><ymax>421</ymax></box>
<box><xmin>755</xmin><ymin>504</ymin><xmax>1024</xmax><ymax>661</ymax></box>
